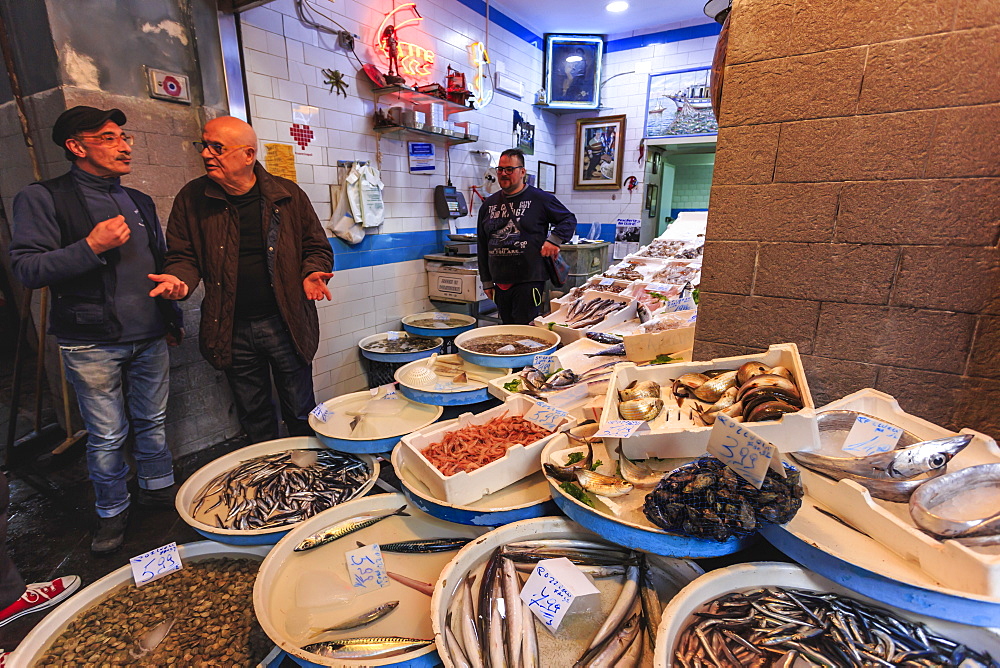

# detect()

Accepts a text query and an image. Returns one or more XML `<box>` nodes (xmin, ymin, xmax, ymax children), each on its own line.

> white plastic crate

<box><xmin>533</xmin><ymin>289</ymin><xmax>637</xmax><ymax>344</ymax></box>
<box><xmin>600</xmin><ymin>343</ymin><xmax>819</xmax><ymax>459</ymax></box>
<box><xmin>398</xmin><ymin>394</ymin><xmax>576</xmax><ymax>506</ymax></box>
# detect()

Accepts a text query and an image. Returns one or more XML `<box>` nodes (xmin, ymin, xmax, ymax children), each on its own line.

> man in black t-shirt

<box><xmin>477</xmin><ymin>148</ymin><xmax>577</xmax><ymax>324</ymax></box>
<box><xmin>152</xmin><ymin>117</ymin><xmax>334</xmax><ymax>443</ymax></box>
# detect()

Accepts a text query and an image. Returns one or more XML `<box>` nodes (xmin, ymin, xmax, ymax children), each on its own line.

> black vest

<box><xmin>37</xmin><ymin>172</ymin><xmax>178</xmax><ymax>341</ymax></box>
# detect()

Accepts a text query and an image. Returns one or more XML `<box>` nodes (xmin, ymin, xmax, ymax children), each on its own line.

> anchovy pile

<box><xmin>562</xmin><ymin>297</ymin><xmax>629</xmax><ymax>329</ymax></box>
<box><xmin>442</xmin><ymin>539</ymin><xmax>660</xmax><ymax>668</ymax></box>
<box><xmin>192</xmin><ymin>449</ymin><xmax>371</xmax><ymax>531</ymax></box>
<box><xmin>674</xmin><ymin>586</ymin><xmax>998</xmax><ymax>668</ymax></box>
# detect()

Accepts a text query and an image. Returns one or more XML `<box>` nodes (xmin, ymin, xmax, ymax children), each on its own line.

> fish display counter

<box><xmin>309</xmin><ymin>390</ymin><xmax>443</xmax><ymax>454</ymax></box>
<box><xmin>254</xmin><ymin>493</ymin><xmax>486</xmax><ymax>667</ymax></box>
<box><xmin>454</xmin><ymin>325</ymin><xmax>560</xmax><ymax>368</ymax></box>
<box><xmin>358</xmin><ymin>332</ymin><xmax>444</xmax><ymax>363</ymax></box>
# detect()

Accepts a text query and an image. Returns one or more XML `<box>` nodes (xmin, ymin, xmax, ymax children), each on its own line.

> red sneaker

<box><xmin>0</xmin><ymin>576</ymin><xmax>81</xmax><ymax>628</ymax></box>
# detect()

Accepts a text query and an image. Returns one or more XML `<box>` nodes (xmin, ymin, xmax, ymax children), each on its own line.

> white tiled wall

<box><xmin>240</xmin><ymin>0</ymin><xmax>716</xmax><ymax>400</ymax></box>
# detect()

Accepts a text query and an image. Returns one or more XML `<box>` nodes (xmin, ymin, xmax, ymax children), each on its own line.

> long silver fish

<box><xmin>302</xmin><ymin>637</ymin><xmax>432</xmax><ymax>659</ymax></box>
<box><xmin>793</xmin><ymin>435</ymin><xmax>972</xmax><ymax>480</ymax></box>
<box><xmin>356</xmin><ymin>537</ymin><xmax>470</xmax><ymax>553</ymax></box>
<box><xmin>575</xmin><ymin>469</ymin><xmax>634</xmax><ymax>497</ymax></box>
<box><xmin>615</xmin><ymin>445</ymin><xmax>663</xmax><ymax>488</ymax></box>
<box><xmin>294</xmin><ymin>505</ymin><xmax>409</xmax><ymax>551</ymax></box>
<box><xmin>309</xmin><ymin>601</ymin><xmax>399</xmax><ymax>635</ymax></box>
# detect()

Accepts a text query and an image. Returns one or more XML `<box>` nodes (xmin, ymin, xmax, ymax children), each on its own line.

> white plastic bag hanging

<box><xmin>345</xmin><ymin>163</ymin><xmax>385</xmax><ymax>229</ymax></box>
<box><xmin>327</xmin><ymin>179</ymin><xmax>365</xmax><ymax>245</ymax></box>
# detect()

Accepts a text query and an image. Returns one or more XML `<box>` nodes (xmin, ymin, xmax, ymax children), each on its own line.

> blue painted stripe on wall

<box><xmin>329</xmin><ymin>227</ymin><xmax>476</xmax><ymax>270</ymax></box>
<box><xmin>451</xmin><ymin>0</ymin><xmax>542</xmax><ymax>47</ymax></box>
<box><xmin>606</xmin><ymin>22</ymin><xmax>721</xmax><ymax>53</ymax></box>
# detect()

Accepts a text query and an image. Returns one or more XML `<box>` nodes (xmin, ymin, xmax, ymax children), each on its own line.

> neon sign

<box><xmin>374</xmin><ymin>3</ymin><xmax>435</xmax><ymax>78</ymax></box>
<box><xmin>467</xmin><ymin>42</ymin><xmax>493</xmax><ymax>109</ymax></box>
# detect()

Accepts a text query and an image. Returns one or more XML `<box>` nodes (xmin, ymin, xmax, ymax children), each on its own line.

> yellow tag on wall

<box><xmin>265</xmin><ymin>143</ymin><xmax>297</xmax><ymax>182</ymax></box>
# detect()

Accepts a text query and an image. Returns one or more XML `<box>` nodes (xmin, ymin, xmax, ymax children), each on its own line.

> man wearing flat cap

<box><xmin>9</xmin><ymin>106</ymin><xmax>183</xmax><ymax>554</ymax></box>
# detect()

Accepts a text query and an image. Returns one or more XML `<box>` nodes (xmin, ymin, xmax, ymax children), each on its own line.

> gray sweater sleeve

<box><xmin>9</xmin><ymin>184</ymin><xmax>105</xmax><ymax>289</ymax></box>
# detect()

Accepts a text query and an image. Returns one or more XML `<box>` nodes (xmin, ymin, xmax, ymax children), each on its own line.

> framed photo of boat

<box><xmin>574</xmin><ymin>114</ymin><xmax>626</xmax><ymax>190</ymax></box>
<box><xmin>645</xmin><ymin>66</ymin><xmax>719</xmax><ymax>138</ymax></box>
<box><xmin>543</xmin><ymin>34</ymin><xmax>603</xmax><ymax>109</ymax></box>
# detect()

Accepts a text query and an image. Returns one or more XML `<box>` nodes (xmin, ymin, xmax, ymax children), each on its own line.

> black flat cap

<box><xmin>52</xmin><ymin>106</ymin><xmax>127</xmax><ymax>147</ymax></box>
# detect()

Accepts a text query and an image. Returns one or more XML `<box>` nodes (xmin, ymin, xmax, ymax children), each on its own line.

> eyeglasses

<box><xmin>75</xmin><ymin>133</ymin><xmax>134</xmax><ymax>147</ymax></box>
<box><xmin>496</xmin><ymin>166</ymin><xmax>523</xmax><ymax>174</ymax></box>
<box><xmin>192</xmin><ymin>141</ymin><xmax>250</xmax><ymax>156</ymax></box>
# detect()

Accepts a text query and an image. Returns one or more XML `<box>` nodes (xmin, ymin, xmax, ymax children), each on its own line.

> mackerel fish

<box><xmin>294</xmin><ymin>505</ymin><xmax>409</xmax><ymax>552</ymax></box>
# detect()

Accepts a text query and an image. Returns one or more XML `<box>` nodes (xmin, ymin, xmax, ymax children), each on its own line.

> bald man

<box><xmin>153</xmin><ymin>117</ymin><xmax>333</xmax><ymax>443</ymax></box>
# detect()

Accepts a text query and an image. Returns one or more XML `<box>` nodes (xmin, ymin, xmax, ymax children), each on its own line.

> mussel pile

<box><xmin>643</xmin><ymin>457</ymin><xmax>803</xmax><ymax>542</ymax></box>
<box><xmin>618</xmin><ymin>379</ymin><xmax>664</xmax><ymax>422</ymax></box>
<box><xmin>674</xmin><ymin>360</ymin><xmax>804</xmax><ymax>425</ymax></box>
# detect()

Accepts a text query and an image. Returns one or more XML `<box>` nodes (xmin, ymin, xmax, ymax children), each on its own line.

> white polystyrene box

<box><xmin>534</xmin><ymin>289</ymin><xmax>637</xmax><ymax>344</ymax></box>
<box><xmin>600</xmin><ymin>343</ymin><xmax>819</xmax><ymax>459</ymax></box>
<box><xmin>399</xmin><ymin>394</ymin><xmax>576</xmax><ymax>506</ymax></box>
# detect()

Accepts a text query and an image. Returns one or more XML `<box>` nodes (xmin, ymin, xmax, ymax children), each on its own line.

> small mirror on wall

<box><xmin>543</xmin><ymin>35</ymin><xmax>604</xmax><ymax>109</ymax></box>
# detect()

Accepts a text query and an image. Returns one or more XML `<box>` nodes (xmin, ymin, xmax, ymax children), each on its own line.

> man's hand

<box><xmin>304</xmin><ymin>271</ymin><xmax>334</xmax><ymax>301</ymax></box>
<box><xmin>166</xmin><ymin>328</ymin><xmax>185</xmax><ymax>347</ymax></box>
<box><xmin>86</xmin><ymin>215</ymin><xmax>130</xmax><ymax>254</ymax></box>
<box><xmin>541</xmin><ymin>240</ymin><xmax>560</xmax><ymax>258</ymax></box>
<box><xmin>484</xmin><ymin>288</ymin><xmax>494</xmax><ymax>301</ymax></box>
<box><xmin>148</xmin><ymin>274</ymin><xmax>189</xmax><ymax>300</ymax></box>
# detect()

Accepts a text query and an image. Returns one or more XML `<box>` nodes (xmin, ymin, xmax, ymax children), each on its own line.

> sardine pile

<box><xmin>674</xmin><ymin>586</ymin><xmax>998</xmax><ymax>668</ymax></box>
<box><xmin>192</xmin><ymin>449</ymin><xmax>371</xmax><ymax>531</ymax></box>
<box><xmin>562</xmin><ymin>297</ymin><xmax>629</xmax><ymax>329</ymax></box>
<box><xmin>644</xmin><ymin>457</ymin><xmax>803</xmax><ymax>542</ymax></box>
<box><xmin>443</xmin><ymin>539</ymin><xmax>660</xmax><ymax>668</ymax></box>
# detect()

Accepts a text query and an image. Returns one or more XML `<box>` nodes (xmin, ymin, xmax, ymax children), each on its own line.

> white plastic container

<box><xmin>534</xmin><ymin>289</ymin><xmax>637</xmax><ymax>344</ymax></box>
<box><xmin>601</xmin><ymin>343</ymin><xmax>819</xmax><ymax>458</ymax></box>
<box><xmin>398</xmin><ymin>394</ymin><xmax>576</xmax><ymax>505</ymax></box>
<box><xmin>654</xmin><ymin>562</ymin><xmax>1000</xmax><ymax>667</ymax></box>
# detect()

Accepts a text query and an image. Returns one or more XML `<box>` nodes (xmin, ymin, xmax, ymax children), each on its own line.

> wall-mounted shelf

<box><xmin>373</xmin><ymin>124</ymin><xmax>476</xmax><ymax>145</ymax></box>
<box><xmin>372</xmin><ymin>85</ymin><xmax>473</xmax><ymax>119</ymax></box>
<box><xmin>532</xmin><ymin>103</ymin><xmax>603</xmax><ymax>116</ymax></box>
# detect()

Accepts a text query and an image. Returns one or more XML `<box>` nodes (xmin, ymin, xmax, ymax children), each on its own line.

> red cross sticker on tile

<box><xmin>290</xmin><ymin>123</ymin><xmax>314</xmax><ymax>149</ymax></box>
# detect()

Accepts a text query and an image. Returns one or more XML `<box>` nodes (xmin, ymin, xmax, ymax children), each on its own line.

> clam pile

<box><xmin>618</xmin><ymin>380</ymin><xmax>664</xmax><ymax>422</ymax></box>
<box><xmin>643</xmin><ymin>457</ymin><xmax>803</xmax><ymax>542</ymax></box>
<box><xmin>673</xmin><ymin>361</ymin><xmax>803</xmax><ymax>425</ymax></box>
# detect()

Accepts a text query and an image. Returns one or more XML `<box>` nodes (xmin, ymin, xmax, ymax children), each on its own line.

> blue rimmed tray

<box><xmin>401</xmin><ymin>311</ymin><xmax>477</xmax><ymax>338</ymax></box>
<box><xmin>453</xmin><ymin>324</ymin><xmax>559</xmax><ymax>368</ymax></box>
<box><xmin>309</xmin><ymin>390</ymin><xmax>442</xmax><ymax>454</ymax></box>
<box><xmin>394</xmin><ymin>355</ymin><xmax>509</xmax><ymax>406</ymax></box>
<box><xmin>359</xmin><ymin>331</ymin><xmax>443</xmax><ymax>363</ymax></box>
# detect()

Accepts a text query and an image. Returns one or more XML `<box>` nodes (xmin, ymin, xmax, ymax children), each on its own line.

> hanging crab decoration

<box><xmin>322</xmin><ymin>68</ymin><xmax>350</xmax><ymax>97</ymax></box>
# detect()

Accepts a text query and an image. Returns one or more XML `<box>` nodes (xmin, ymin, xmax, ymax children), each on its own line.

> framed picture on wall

<box><xmin>544</xmin><ymin>34</ymin><xmax>603</xmax><ymax>109</ymax></box>
<box><xmin>645</xmin><ymin>66</ymin><xmax>719</xmax><ymax>138</ymax></box>
<box><xmin>538</xmin><ymin>161</ymin><xmax>556</xmax><ymax>193</ymax></box>
<box><xmin>646</xmin><ymin>184</ymin><xmax>659</xmax><ymax>218</ymax></box>
<box><xmin>574</xmin><ymin>114</ymin><xmax>626</xmax><ymax>190</ymax></box>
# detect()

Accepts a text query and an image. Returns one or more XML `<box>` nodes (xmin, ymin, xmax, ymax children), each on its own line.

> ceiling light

<box><xmin>606</xmin><ymin>1</ymin><xmax>629</xmax><ymax>11</ymax></box>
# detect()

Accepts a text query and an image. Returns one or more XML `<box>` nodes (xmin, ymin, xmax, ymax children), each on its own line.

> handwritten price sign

<box><xmin>841</xmin><ymin>415</ymin><xmax>903</xmax><ymax>456</ymax></box>
<box><xmin>370</xmin><ymin>382</ymin><xmax>399</xmax><ymax>399</ymax></box>
<box><xmin>532</xmin><ymin>355</ymin><xmax>559</xmax><ymax>375</ymax></box>
<box><xmin>523</xmin><ymin>402</ymin><xmax>569</xmax><ymax>432</ymax></box>
<box><xmin>130</xmin><ymin>542</ymin><xmax>182</xmax><ymax>586</ymax></box>
<box><xmin>386</xmin><ymin>330</ymin><xmax>401</xmax><ymax>341</ymax></box>
<box><xmin>594</xmin><ymin>420</ymin><xmax>644</xmax><ymax>439</ymax></box>
<box><xmin>310</xmin><ymin>403</ymin><xmax>331</xmax><ymax>423</ymax></box>
<box><xmin>346</xmin><ymin>543</ymin><xmax>389</xmax><ymax>591</ymax></box>
<box><xmin>520</xmin><ymin>558</ymin><xmax>597</xmax><ymax>631</ymax></box>
<box><xmin>707</xmin><ymin>414</ymin><xmax>784</xmax><ymax>489</ymax></box>
<box><xmin>433</xmin><ymin>311</ymin><xmax>451</xmax><ymax>321</ymax></box>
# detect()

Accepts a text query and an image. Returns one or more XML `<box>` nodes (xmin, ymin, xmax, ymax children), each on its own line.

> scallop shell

<box><xmin>619</xmin><ymin>397</ymin><xmax>664</xmax><ymax>421</ymax></box>
<box><xmin>618</xmin><ymin>379</ymin><xmax>661</xmax><ymax>402</ymax></box>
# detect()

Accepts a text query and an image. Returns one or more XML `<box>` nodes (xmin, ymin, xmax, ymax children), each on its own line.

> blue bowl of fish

<box><xmin>175</xmin><ymin>437</ymin><xmax>379</xmax><ymax>545</ymax></box>
<box><xmin>358</xmin><ymin>332</ymin><xmax>444</xmax><ymax>364</ymax></box>
<box><xmin>309</xmin><ymin>391</ymin><xmax>443</xmax><ymax>454</ymax></box>
<box><xmin>401</xmin><ymin>311</ymin><xmax>478</xmax><ymax>339</ymax></box>
<box><xmin>253</xmin><ymin>492</ymin><xmax>487</xmax><ymax>668</ymax></box>
<box><xmin>453</xmin><ymin>325</ymin><xmax>559</xmax><ymax>369</ymax></box>
<box><xmin>394</xmin><ymin>355</ymin><xmax>510</xmax><ymax>406</ymax></box>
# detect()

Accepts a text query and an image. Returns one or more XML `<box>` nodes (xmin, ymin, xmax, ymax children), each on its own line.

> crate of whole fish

<box><xmin>600</xmin><ymin>343</ymin><xmax>820</xmax><ymax>459</ymax></box>
<box><xmin>535</xmin><ymin>290</ymin><xmax>638</xmax><ymax>344</ymax></box>
<box><xmin>655</xmin><ymin>562</ymin><xmax>1000</xmax><ymax>667</ymax></box>
<box><xmin>430</xmin><ymin>516</ymin><xmax>704</xmax><ymax>668</ymax></box>
<box><xmin>398</xmin><ymin>394</ymin><xmax>576</xmax><ymax>506</ymax></box>
<box><xmin>176</xmin><ymin>437</ymin><xmax>379</xmax><ymax>545</ymax></box>
<box><xmin>763</xmin><ymin>388</ymin><xmax>1000</xmax><ymax>622</ymax></box>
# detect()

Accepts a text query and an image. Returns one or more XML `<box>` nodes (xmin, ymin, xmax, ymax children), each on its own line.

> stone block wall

<box><xmin>694</xmin><ymin>0</ymin><xmax>1000</xmax><ymax>437</ymax></box>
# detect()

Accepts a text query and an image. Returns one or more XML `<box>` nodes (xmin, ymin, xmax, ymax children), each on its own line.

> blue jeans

<box><xmin>226</xmin><ymin>314</ymin><xmax>315</xmax><ymax>444</ymax></box>
<box><xmin>60</xmin><ymin>337</ymin><xmax>174</xmax><ymax>518</ymax></box>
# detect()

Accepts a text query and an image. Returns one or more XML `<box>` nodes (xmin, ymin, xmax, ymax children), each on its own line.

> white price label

<box><xmin>310</xmin><ymin>404</ymin><xmax>331</xmax><ymax>422</ymax></box>
<box><xmin>518</xmin><ymin>339</ymin><xmax>547</xmax><ymax>349</ymax></box>
<box><xmin>371</xmin><ymin>382</ymin><xmax>399</xmax><ymax>399</ymax></box>
<box><xmin>707</xmin><ymin>414</ymin><xmax>783</xmax><ymax>489</ymax></box>
<box><xmin>433</xmin><ymin>311</ymin><xmax>450</xmax><ymax>321</ymax></box>
<box><xmin>520</xmin><ymin>558</ymin><xmax>599</xmax><ymax>631</ymax></box>
<box><xmin>345</xmin><ymin>543</ymin><xmax>389</xmax><ymax>591</ymax></box>
<box><xmin>130</xmin><ymin>542</ymin><xmax>182</xmax><ymax>586</ymax></box>
<box><xmin>386</xmin><ymin>330</ymin><xmax>400</xmax><ymax>341</ymax></box>
<box><xmin>661</xmin><ymin>294</ymin><xmax>697</xmax><ymax>313</ymax></box>
<box><xmin>594</xmin><ymin>420</ymin><xmax>644</xmax><ymax>439</ymax></box>
<box><xmin>532</xmin><ymin>355</ymin><xmax>559</xmax><ymax>375</ymax></box>
<box><xmin>599</xmin><ymin>278</ymin><xmax>615</xmax><ymax>286</ymax></box>
<box><xmin>523</xmin><ymin>402</ymin><xmax>569</xmax><ymax>432</ymax></box>
<box><xmin>645</xmin><ymin>282</ymin><xmax>675</xmax><ymax>294</ymax></box>
<box><xmin>841</xmin><ymin>415</ymin><xmax>903</xmax><ymax>456</ymax></box>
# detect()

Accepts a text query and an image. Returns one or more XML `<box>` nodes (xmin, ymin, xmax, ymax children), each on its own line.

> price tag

<box><xmin>518</xmin><ymin>339</ymin><xmax>547</xmax><ymax>349</ymax></box>
<box><xmin>310</xmin><ymin>403</ymin><xmax>331</xmax><ymax>422</ymax></box>
<box><xmin>661</xmin><ymin>294</ymin><xmax>697</xmax><ymax>313</ymax></box>
<box><xmin>594</xmin><ymin>420</ymin><xmax>644</xmax><ymax>439</ymax></box>
<box><xmin>532</xmin><ymin>355</ymin><xmax>559</xmax><ymax>375</ymax></box>
<box><xmin>707</xmin><ymin>414</ymin><xmax>783</xmax><ymax>489</ymax></box>
<box><xmin>645</xmin><ymin>282</ymin><xmax>675</xmax><ymax>294</ymax></box>
<box><xmin>599</xmin><ymin>278</ymin><xmax>615</xmax><ymax>286</ymax></box>
<box><xmin>130</xmin><ymin>542</ymin><xmax>182</xmax><ymax>586</ymax></box>
<box><xmin>841</xmin><ymin>415</ymin><xmax>903</xmax><ymax>456</ymax></box>
<box><xmin>523</xmin><ymin>402</ymin><xmax>569</xmax><ymax>432</ymax></box>
<box><xmin>386</xmin><ymin>330</ymin><xmax>400</xmax><ymax>341</ymax></box>
<box><xmin>345</xmin><ymin>543</ymin><xmax>389</xmax><ymax>591</ymax></box>
<box><xmin>433</xmin><ymin>311</ymin><xmax>450</xmax><ymax>321</ymax></box>
<box><xmin>520</xmin><ymin>558</ymin><xmax>599</xmax><ymax>632</ymax></box>
<box><xmin>370</xmin><ymin>382</ymin><xmax>399</xmax><ymax>399</ymax></box>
